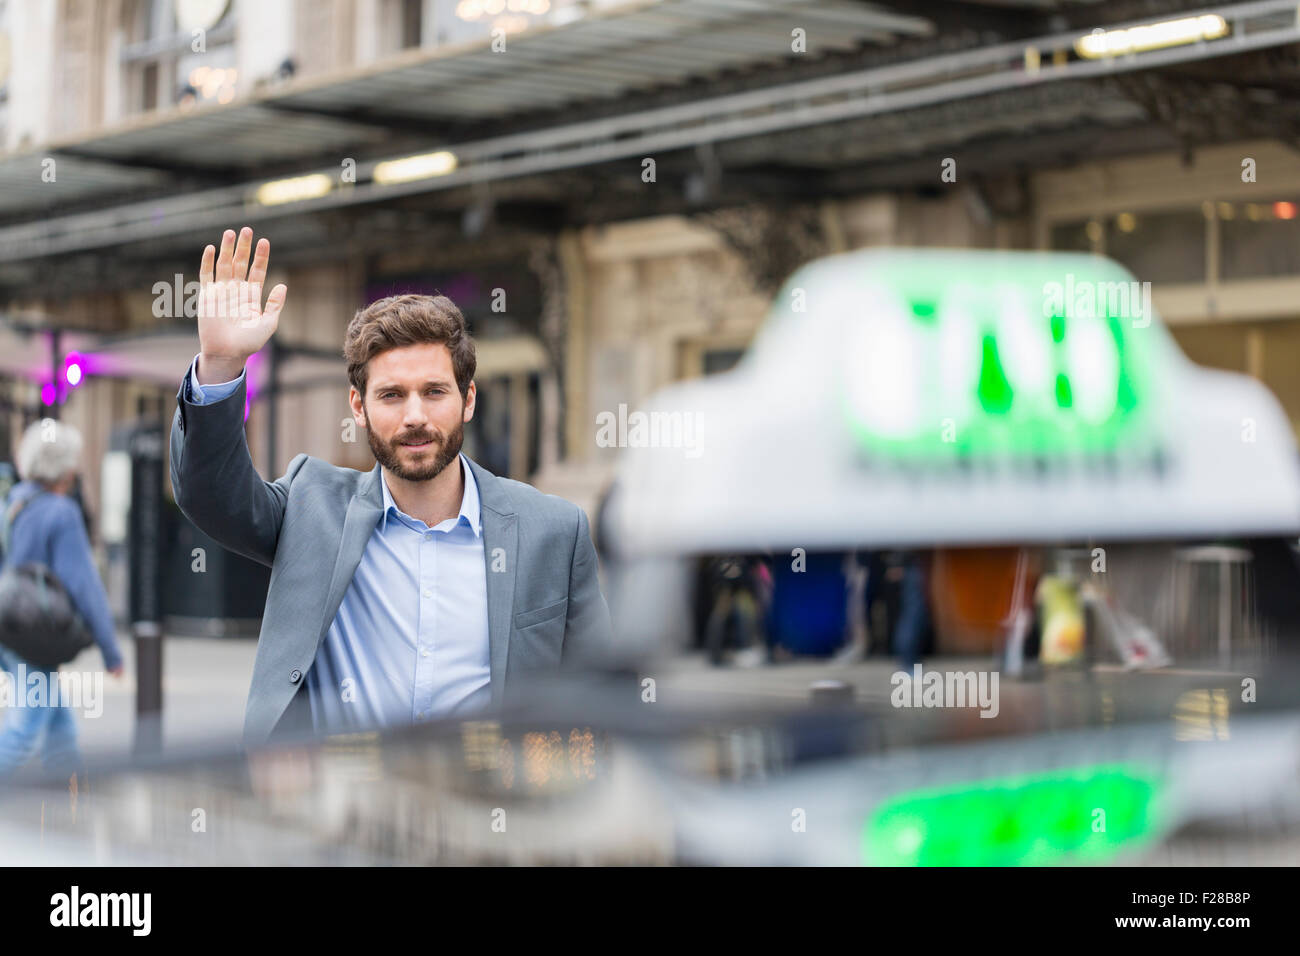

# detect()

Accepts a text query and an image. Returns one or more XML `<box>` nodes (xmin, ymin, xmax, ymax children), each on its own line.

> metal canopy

<box><xmin>47</xmin><ymin>105</ymin><xmax>392</xmax><ymax>172</ymax></box>
<box><xmin>0</xmin><ymin>0</ymin><xmax>1292</xmax><ymax>267</ymax></box>
<box><xmin>268</xmin><ymin>0</ymin><xmax>925</xmax><ymax>121</ymax></box>
<box><xmin>0</xmin><ymin>0</ymin><xmax>928</xmax><ymax>220</ymax></box>
<box><xmin>0</xmin><ymin>153</ymin><xmax>168</xmax><ymax>217</ymax></box>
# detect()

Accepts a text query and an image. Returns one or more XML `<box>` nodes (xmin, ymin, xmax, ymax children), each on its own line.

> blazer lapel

<box><xmin>314</xmin><ymin>462</ymin><xmax>384</xmax><ymax>651</ymax></box>
<box><xmin>467</xmin><ymin>458</ymin><xmax>517</xmax><ymax>707</ymax></box>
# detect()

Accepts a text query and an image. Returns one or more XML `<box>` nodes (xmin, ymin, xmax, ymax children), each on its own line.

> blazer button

<box><xmin>289</xmin><ymin>669</ymin><xmax>302</xmax><ymax>684</ymax></box>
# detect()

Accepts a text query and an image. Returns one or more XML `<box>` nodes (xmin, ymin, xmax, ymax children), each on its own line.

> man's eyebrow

<box><xmin>373</xmin><ymin>378</ymin><xmax>454</xmax><ymax>391</ymax></box>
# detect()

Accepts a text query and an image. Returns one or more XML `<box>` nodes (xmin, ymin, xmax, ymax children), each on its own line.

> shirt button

<box><xmin>417</xmin><ymin>712</ymin><xmax>425</xmax><ymax>719</ymax></box>
<box><xmin>289</xmin><ymin>669</ymin><xmax>302</xmax><ymax>683</ymax></box>
<box><xmin>422</xmin><ymin>589</ymin><xmax>432</xmax><ymax>598</ymax></box>
<box><xmin>421</xmin><ymin>650</ymin><xmax>429</xmax><ymax>658</ymax></box>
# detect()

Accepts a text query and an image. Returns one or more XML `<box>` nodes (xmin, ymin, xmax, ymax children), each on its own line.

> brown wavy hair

<box><xmin>344</xmin><ymin>294</ymin><xmax>477</xmax><ymax>400</ymax></box>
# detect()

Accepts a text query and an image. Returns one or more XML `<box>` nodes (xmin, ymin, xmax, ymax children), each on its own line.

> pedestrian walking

<box><xmin>0</xmin><ymin>419</ymin><xmax>124</xmax><ymax>778</ymax></box>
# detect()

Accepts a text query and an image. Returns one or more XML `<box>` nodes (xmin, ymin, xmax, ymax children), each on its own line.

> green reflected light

<box><xmin>862</xmin><ymin>764</ymin><xmax>1163</xmax><ymax>866</ymax></box>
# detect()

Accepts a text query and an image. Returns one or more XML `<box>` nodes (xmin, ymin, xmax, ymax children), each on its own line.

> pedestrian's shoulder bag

<box><xmin>0</xmin><ymin>491</ymin><xmax>93</xmax><ymax>670</ymax></box>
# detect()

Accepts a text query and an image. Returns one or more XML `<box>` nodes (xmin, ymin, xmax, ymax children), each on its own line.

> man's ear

<box><xmin>349</xmin><ymin>387</ymin><xmax>367</xmax><ymax>427</ymax></box>
<box><xmin>462</xmin><ymin>380</ymin><xmax>476</xmax><ymax>423</ymax></box>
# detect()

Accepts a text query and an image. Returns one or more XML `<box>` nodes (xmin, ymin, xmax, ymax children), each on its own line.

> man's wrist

<box><xmin>196</xmin><ymin>353</ymin><xmax>246</xmax><ymax>385</ymax></box>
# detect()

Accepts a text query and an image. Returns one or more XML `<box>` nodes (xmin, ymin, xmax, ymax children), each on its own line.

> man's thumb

<box><xmin>264</xmin><ymin>284</ymin><xmax>288</xmax><ymax>326</ymax></box>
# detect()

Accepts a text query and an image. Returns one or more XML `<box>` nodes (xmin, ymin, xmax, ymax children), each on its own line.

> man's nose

<box><xmin>402</xmin><ymin>394</ymin><xmax>429</xmax><ymax>427</ymax></box>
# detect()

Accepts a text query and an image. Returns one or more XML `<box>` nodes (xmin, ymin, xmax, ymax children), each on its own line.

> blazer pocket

<box><xmin>514</xmin><ymin>597</ymin><xmax>568</xmax><ymax>630</ymax></box>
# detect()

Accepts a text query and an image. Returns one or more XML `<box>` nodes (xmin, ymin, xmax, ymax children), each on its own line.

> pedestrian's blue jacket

<box><xmin>0</xmin><ymin>480</ymin><xmax>124</xmax><ymax>670</ymax></box>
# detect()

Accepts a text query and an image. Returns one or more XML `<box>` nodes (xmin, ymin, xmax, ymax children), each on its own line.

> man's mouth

<box><xmin>400</xmin><ymin>437</ymin><xmax>434</xmax><ymax>449</ymax></box>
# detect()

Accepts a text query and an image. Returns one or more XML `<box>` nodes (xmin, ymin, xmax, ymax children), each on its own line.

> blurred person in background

<box><xmin>0</xmin><ymin>462</ymin><xmax>15</xmax><ymax>504</ymax></box>
<box><xmin>702</xmin><ymin>553</ymin><xmax>770</xmax><ymax>666</ymax></box>
<box><xmin>859</xmin><ymin>550</ymin><xmax>934</xmax><ymax>669</ymax></box>
<box><xmin>888</xmin><ymin>552</ymin><xmax>933</xmax><ymax>670</ymax></box>
<box><xmin>765</xmin><ymin>550</ymin><xmax>854</xmax><ymax>662</ymax></box>
<box><xmin>0</xmin><ymin>420</ymin><xmax>124</xmax><ymax>777</ymax></box>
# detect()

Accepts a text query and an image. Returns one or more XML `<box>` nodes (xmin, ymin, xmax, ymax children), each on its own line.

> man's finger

<box><xmin>231</xmin><ymin>226</ymin><xmax>253</xmax><ymax>280</ymax></box>
<box><xmin>200</xmin><ymin>244</ymin><xmax>215</xmax><ymax>286</ymax></box>
<box><xmin>215</xmin><ymin>229</ymin><xmax>236</xmax><ymax>282</ymax></box>
<box><xmin>248</xmin><ymin>237</ymin><xmax>271</xmax><ymax>289</ymax></box>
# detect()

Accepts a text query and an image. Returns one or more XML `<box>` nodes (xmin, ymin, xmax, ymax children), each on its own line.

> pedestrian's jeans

<box><xmin>893</xmin><ymin>559</ymin><xmax>930</xmax><ymax>671</ymax></box>
<box><xmin>0</xmin><ymin>644</ymin><xmax>82</xmax><ymax>777</ymax></box>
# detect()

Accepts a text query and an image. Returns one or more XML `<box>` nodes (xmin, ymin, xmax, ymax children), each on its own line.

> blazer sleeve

<box><xmin>184</xmin><ymin>352</ymin><xmax>243</xmax><ymax>405</ymax></box>
<box><xmin>561</xmin><ymin>505</ymin><xmax>613</xmax><ymax>667</ymax></box>
<box><xmin>169</xmin><ymin>361</ymin><xmax>308</xmax><ymax>568</ymax></box>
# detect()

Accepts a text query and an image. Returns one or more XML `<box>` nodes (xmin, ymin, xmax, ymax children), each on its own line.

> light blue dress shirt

<box><xmin>183</xmin><ymin>353</ymin><xmax>492</xmax><ymax>733</ymax></box>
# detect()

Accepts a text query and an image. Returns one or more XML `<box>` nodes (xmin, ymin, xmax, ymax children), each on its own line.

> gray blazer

<box><xmin>169</xmin><ymin>369</ymin><xmax>611</xmax><ymax>748</ymax></box>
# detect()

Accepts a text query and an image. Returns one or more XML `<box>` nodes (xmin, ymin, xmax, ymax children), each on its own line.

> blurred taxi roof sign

<box><xmin>606</xmin><ymin>249</ymin><xmax>1300</xmax><ymax>555</ymax></box>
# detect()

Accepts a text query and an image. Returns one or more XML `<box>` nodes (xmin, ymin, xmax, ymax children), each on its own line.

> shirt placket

<box><xmin>413</xmin><ymin>525</ymin><xmax>438</xmax><ymax>721</ymax></box>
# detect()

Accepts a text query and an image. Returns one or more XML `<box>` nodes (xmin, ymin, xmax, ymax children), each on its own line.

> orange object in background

<box><xmin>928</xmin><ymin>547</ymin><xmax>1042</xmax><ymax>654</ymax></box>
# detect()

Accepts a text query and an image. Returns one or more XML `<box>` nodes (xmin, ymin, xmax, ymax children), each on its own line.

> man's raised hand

<box><xmin>196</xmin><ymin>226</ymin><xmax>287</xmax><ymax>383</ymax></box>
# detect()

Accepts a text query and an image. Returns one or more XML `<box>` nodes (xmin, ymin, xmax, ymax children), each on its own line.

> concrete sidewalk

<box><xmin>0</xmin><ymin>630</ymin><xmax>257</xmax><ymax>762</ymax></box>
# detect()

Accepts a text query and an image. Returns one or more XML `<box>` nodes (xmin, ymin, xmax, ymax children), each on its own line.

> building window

<box><xmin>702</xmin><ymin>348</ymin><xmax>744</xmax><ymax>375</ymax></box>
<box><xmin>122</xmin><ymin>0</ymin><xmax>237</xmax><ymax>115</ymax></box>
<box><xmin>677</xmin><ymin>338</ymin><xmax>750</xmax><ymax>380</ymax></box>
<box><xmin>1219</xmin><ymin>200</ymin><xmax>1300</xmax><ymax>281</ymax></box>
<box><xmin>1049</xmin><ymin>220</ymin><xmax>1100</xmax><ymax>255</ymax></box>
<box><xmin>374</xmin><ymin>0</ymin><xmax>426</xmax><ymax>57</ymax></box>
<box><xmin>1104</xmin><ymin>210</ymin><xmax>1206</xmax><ymax>284</ymax></box>
<box><xmin>141</xmin><ymin>61</ymin><xmax>158</xmax><ymax>112</ymax></box>
<box><xmin>1050</xmin><ymin>212</ymin><xmax>1207</xmax><ymax>284</ymax></box>
<box><xmin>399</xmin><ymin>0</ymin><xmax>422</xmax><ymax>49</ymax></box>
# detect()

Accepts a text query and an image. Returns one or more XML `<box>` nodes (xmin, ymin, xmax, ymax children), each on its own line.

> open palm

<box><xmin>197</xmin><ymin>226</ymin><xmax>287</xmax><ymax>360</ymax></box>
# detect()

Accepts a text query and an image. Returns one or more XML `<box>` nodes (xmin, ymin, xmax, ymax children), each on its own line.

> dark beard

<box><xmin>367</xmin><ymin>413</ymin><xmax>464</xmax><ymax>482</ymax></box>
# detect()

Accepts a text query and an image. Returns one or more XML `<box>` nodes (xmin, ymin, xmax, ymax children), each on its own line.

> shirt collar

<box><xmin>379</xmin><ymin>453</ymin><xmax>481</xmax><ymax>537</ymax></box>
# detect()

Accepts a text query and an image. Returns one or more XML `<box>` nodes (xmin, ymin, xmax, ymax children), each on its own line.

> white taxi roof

<box><xmin>606</xmin><ymin>248</ymin><xmax>1300</xmax><ymax>556</ymax></box>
